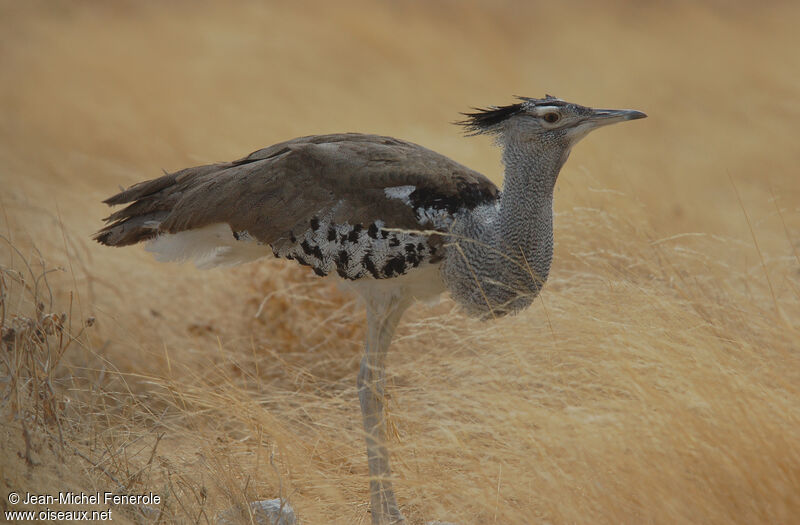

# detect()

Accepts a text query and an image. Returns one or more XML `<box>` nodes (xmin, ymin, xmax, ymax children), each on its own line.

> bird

<box><xmin>95</xmin><ymin>95</ymin><xmax>646</xmax><ymax>525</ymax></box>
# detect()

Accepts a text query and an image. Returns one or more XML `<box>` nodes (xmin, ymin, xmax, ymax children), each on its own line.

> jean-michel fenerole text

<box><xmin>21</xmin><ymin>491</ymin><xmax>160</xmax><ymax>506</ymax></box>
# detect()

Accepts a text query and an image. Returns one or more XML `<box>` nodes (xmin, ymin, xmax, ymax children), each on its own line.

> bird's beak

<box><xmin>587</xmin><ymin>108</ymin><xmax>647</xmax><ymax>128</ymax></box>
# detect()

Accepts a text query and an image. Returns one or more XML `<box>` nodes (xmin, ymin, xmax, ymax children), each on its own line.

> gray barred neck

<box><xmin>440</xmin><ymin>138</ymin><xmax>568</xmax><ymax>318</ymax></box>
<box><xmin>497</xmin><ymin>138</ymin><xmax>567</xmax><ymax>284</ymax></box>
<box><xmin>500</xmin><ymin>136</ymin><xmax>568</xmax><ymax>199</ymax></box>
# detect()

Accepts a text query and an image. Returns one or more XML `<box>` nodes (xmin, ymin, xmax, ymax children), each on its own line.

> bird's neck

<box><xmin>497</xmin><ymin>137</ymin><xmax>567</xmax><ymax>287</ymax></box>
<box><xmin>440</xmin><ymin>137</ymin><xmax>569</xmax><ymax>318</ymax></box>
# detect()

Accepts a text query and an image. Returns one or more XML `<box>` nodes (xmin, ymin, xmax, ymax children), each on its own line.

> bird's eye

<box><xmin>543</xmin><ymin>112</ymin><xmax>560</xmax><ymax>123</ymax></box>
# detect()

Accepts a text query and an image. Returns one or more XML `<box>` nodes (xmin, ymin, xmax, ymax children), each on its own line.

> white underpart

<box><xmin>346</xmin><ymin>262</ymin><xmax>445</xmax><ymax>305</ymax></box>
<box><xmin>146</xmin><ymin>223</ymin><xmax>270</xmax><ymax>269</ymax></box>
<box><xmin>383</xmin><ymin>185</ymin><xmax>416</xmax><ymax>204</ymax></box>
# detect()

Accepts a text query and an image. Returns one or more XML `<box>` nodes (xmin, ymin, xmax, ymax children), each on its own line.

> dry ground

<box><xmin>2</xmin><ymin>1</ymin><xmax>800</xmax><ymax>524</ymax></box>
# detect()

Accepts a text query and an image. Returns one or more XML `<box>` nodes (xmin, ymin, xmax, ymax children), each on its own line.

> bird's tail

<box><xmin>95</xmin><ymin>164</ymin><xmax>270</xmax><ymax>269</ymax></box>
<box><xmin>95</xmin><ymin>174</ymin><xmax>178</xmax><ymax>246</ymax></box>
<box><xmin>94</xmin><ymin>164</ymin><xmax>220</xmax><ymax>247</ymax></box>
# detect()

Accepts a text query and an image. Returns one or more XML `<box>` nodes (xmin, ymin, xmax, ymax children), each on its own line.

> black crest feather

<box><xmin>456</xmin><ymin>102</ymin><xmax>525</xmax><ymax>135</ymax></box>
<box><xmin>455</xmin><ymin>95</ymin><xmax>566</xmax><ymax>135</ymax></box>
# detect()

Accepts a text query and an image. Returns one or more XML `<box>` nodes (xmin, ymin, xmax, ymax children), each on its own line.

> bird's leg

<box><xmin>359</xmin><ymin>292</ymin><xmax>411</xmax><ymax>525</ymax></box>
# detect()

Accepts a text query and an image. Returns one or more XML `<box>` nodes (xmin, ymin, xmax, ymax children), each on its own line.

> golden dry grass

<box><xmin>2</xmin><ymin>1</ymin><xmax>800</xmax><ymax>523</ymax></box>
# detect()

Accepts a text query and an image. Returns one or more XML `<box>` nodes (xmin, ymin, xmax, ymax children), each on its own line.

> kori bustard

<box><xmin>96</xmin><ymin>95</ymin><xmax>645</xmax><ymax>524</ymax></box>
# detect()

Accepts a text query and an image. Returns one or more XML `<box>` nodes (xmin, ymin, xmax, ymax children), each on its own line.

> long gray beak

<box><xmin>588</xmin><ymin>108</ymin><xmax>647</xmax><ymax>127</ymax></box>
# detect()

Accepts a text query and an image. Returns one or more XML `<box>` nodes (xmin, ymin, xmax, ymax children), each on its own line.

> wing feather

<box><xmin>95</xmin><ymin>133</ymin><xmax>498</xmax><ymax>248</ymax></box>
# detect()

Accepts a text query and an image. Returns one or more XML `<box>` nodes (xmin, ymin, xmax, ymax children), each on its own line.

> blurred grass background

<box><xmin>1</xmin><ymin>1</ymin><xmax>799</xmax><ymax>523</ymax></box>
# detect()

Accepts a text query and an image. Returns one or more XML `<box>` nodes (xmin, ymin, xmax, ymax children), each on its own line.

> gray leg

<box><xmin>358</xmin><ymin>293</ymin><xmax>410</xmax><ymax>525</ymax></box>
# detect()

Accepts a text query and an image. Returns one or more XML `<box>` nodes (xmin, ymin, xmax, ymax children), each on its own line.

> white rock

<box><xmin>217</xmin><ymin>499</ymin><xmax>296</xmax><ymax>525</ymax></box>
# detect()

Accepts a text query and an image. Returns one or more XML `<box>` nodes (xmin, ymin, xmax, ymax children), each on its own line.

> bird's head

<box><xmin>457</xmin><ymin>95</ymin><xmax>646</xmax><ymax>148</ymax></box>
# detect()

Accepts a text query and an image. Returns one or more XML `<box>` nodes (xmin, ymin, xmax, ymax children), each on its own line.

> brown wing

<box><xmin>95</xmin><ymin>133</ymin><xmax>498</xmax><ymax>247</ymax></box>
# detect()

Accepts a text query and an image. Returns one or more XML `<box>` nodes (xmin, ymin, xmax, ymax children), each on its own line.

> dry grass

<box><xmin>2</xmin><ymin>1</ymin><xmax>800</xmax><ymax>523</ymax></box>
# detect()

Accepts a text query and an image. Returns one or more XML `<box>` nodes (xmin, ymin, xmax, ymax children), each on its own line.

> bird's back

<box><xmin>96</xmin><ymin>133</ymin><xmax>498</xmax><ymax>282</ymax></box>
